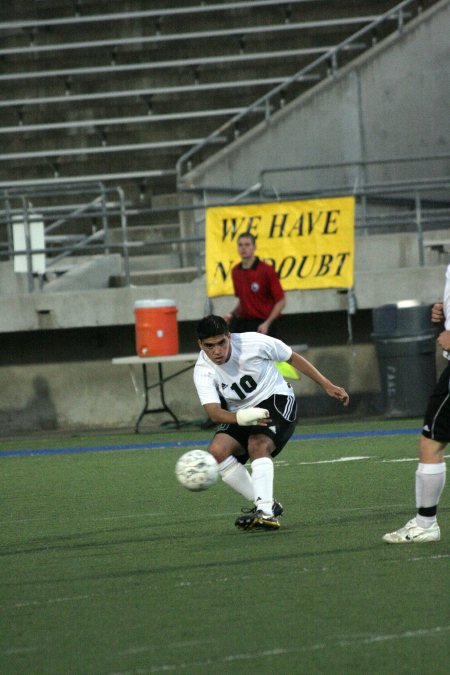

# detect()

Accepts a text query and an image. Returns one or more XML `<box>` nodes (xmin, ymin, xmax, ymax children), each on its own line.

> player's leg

<box><xmin>383</xmin><ymin>438</ymin><xmax>446</xmax><ymax>544</ymax></box>
<box><xmin>236</xmin><ymin>394</ymin><xmax>297</xmax><ymax>530</ymax></box>
<box><xmin>247</xmin><ymin>434</ymin><xmax>277</xmax><ymax>517</ymax></box>
<box><xmin>415</xmin><ymin>436</ymin><xmax>446</xmax><ymax>529</ymax></box>
<box><xmin>383</xmin><ymin>366</ymin><xmax>448</xmax><ymax>544</ymax></box>
<box><xmin>234</xmin><ymin>434</ymin><xmax>285</xmax><ymax>530</ymax></box>
<box><xmin>209</xmin><ymin>431</ymin><xmax>253</xmax><ymax>500</ymax></box>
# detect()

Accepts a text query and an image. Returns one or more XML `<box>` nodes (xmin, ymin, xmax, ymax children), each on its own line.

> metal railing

<box><xmin>256</xmin><ymin>153</ymin><xmax>450</xmax><ymax>265</ymax></box>
<box><xmin>0</xmin><ymin>183</ymin><xmax>129</xmax><ymax>292</ymax></box>
<box><xmin>1</xmin><ymin>158</ymin><xmax>448</xmax><ymax>293</ymax></box>
<box><xmin>0</xmin><ymin>16</ymin><xmax>382</xmax><ymax>58</ymax></box>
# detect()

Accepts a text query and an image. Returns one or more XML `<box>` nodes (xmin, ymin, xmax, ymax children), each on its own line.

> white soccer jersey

<box><xmin>443</xmin><ymin>264</ymin><xmax>450</xmax><ymax>359</ymax></box>
<box><xmin>444</xmin><ymin>264</ymin><xmax>450</xmax><ymax>330</ymax></box>
<box><xmin>194</xmin><ymin>332</ymin><xmax>293</xmax><ymax>411</ymax></box>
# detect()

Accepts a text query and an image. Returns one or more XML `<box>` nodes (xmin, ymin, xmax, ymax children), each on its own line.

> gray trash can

<box><xmin>371</xmin><ymin>301</ymin><xmax>436</xmax><ymax>417</ymax></box>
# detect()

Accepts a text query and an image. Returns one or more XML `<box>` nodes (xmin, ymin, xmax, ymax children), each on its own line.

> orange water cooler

<box><xmin>134</xmin><ymin>299</ymin><xmax>179</xmax><ymax>357</ymax></box>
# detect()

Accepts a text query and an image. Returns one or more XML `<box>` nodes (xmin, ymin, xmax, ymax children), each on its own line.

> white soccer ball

<box><xmin>175</xmin><ymin>449</ymin><xmax>219</xmax><ymax>492</ymax></box>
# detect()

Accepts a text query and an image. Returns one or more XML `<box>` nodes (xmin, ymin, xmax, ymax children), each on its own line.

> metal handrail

<box><xmin>0</xmin><ymin>0</ymin><xmax>323</xmax><ymax>30</ymax></box>
<box><xmin>0</xmin><ymin>78</ymin><xmax>291</xmax><ymax>109</ymax></box>
<box><xmin>0</xmin><ymin>16</ymin><xmax>382</xmax><ymax>57</ymax></box>
<box><xmin>0</xmin><ymin>46</ymin><xmax>338</xmax><ymax>83</ymax></box>
<box><xmin>0</xmin><ymin>108</ymin><xmax>251</xmax><ymax>135</ymax></box>
<box><xmin>176</xmin><ymin>0</ymin><xmax>420</xmax><ymax>183</ymax></box>
<box><xmin>259</xmin><ymin>153</ymin><xmax>450</xmax><ymax>184</ymax></box>
<box><xmin>0</xmin><ymin>138</ymin><xmax>226</xmax><ymax>162</ymax></box>
<box><xmin>0</xmin><ymin>169</ymin><xmax>177</xmax><ymax>190</ymax></box>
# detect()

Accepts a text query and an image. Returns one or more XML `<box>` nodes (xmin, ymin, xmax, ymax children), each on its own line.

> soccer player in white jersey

<box><xmin>194</xmin><ymin>315</ymin><xmax>349</xmax><ymax>530</ymax></box>
<box><xmin>383</xmin><ymin>264</ymin><xmax>450</xmax><ymax>543</ymax></box>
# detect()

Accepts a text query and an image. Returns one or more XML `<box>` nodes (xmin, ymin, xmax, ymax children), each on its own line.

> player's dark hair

<box><xmin>197</xmin><ymin>315</ymin><xmax>230</xmax><ymax>340</ymax></box>
<box><xmin>237</xmin><ymin>232</ymin><xmax>256</xmax><ymax>245</ymax></box>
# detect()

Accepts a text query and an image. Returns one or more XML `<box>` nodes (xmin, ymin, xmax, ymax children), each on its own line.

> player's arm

<box><xmin>431</xmin><ymin>303</ymin><xmax>444</xmax><ymax>324</ymax></box>
<box><xmin>287</xmin><ymin>351</ymin><xmax>349</xmax><ymax>406</ymax></box>
<box><xmin>224</xmin><ymin>301</ymin><xmax>241</xmax><ymax>325</ymax></box>
<box><xmin>437</xmin><ymin>330</ymin><xmax>450</xmax><ymax>351</ymax></box>
<box><xmin>258</xmin><ymin>297</ymin><xmax>286</xmax><ymax>335</ymax></box>
<box><xmin>203</xmin><ymin>402</ymin><xmax>271</xmax><ymax>426</ymax></box>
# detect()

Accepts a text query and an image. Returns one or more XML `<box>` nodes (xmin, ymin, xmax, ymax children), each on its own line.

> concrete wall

<box><xmin>0</xmin><ymin>282</ymin><xmax>447</xmax><ymax>435</ymax></box>
<box><xmin>0</xmin><ymin>314</ymin><xmax>384</xmax><ymax>434</ymax></box>
<box><xmin>0</xmin><ymin>342</ymin><xmax>380</xmax><ymax>434</ymax></box>
<box><xmin>0</xmin><ymin>240</ymin><xmax>447</xmax><ymax>434</ymax></box>
<box><xmin>0</xmin><ymin>236</ymin><xmax>446</xmax><ymax>333</ymax></box>
<box><xmin>182</xmin><ymin>0</ymin><xmax>450</xmax><ymax>192</ymax></box>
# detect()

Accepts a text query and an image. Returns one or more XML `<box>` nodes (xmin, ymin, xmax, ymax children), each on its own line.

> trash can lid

<box><xmin>395</xmin><ymin>300</ymin><xmax>422</xmax><ymax>308</ymax></box>
<box><xmin>372</xmin><ymin>301</ymin><xmax>433</xmax><ymax>338</ymax></box>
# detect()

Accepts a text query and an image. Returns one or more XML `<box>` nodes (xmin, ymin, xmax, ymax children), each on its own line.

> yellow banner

<box><xmin>205</xmin><ymin>196</ymin><xmax>355</xmax><ymax>297</ymax></box>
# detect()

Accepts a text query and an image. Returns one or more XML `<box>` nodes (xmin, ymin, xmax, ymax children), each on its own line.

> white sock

<box><xmin>251</xmin><ymin>457</ymin><xmax>274</xmax><ymax>516</ymax></box>
<box><xmin>219</xmin><ymin>456</ymin><xmax>254</xmax><ymax>501</ymax></box>
<box><xmin>415</xmin><ymin>462</ymin><xmax>446</xmax><ymax>528</ymax></box>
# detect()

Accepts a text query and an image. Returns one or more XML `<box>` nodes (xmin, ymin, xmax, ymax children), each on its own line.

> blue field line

<box><xmin>0</xmin><ymin>427</ymin><xmax>421</xmax><ymax>458</ymax></box>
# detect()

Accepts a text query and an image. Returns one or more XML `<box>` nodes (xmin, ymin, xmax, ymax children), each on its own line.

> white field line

<box><xmin>276</xmin><ymin>453</ymin><xmax>449</xmax><ymax>467</ymax></box>
<box><xmin>91</xmin><ymin>513</ymin><xmax>165</xmax><ymax>521</ymax></box>
<box><xmin>1</xmin><ymin>512</ymin><xmax>166</xmax><ymax>525</ymax></box>
<box><xmin>4</xmin><ymin>647</ymin><xmax>40</xmax><ymax>655</ymax></box>
<box><xmin>106</xmin><ymin>625</ymin><xmax>450</xmax><ymax>674</ymax></box>
<box><xmin>274</xmin><ymin>456</ymin><xmax>372</xmax><ymax>466</ymax></box>
<box><xmin>13</xmin><ymin>594</ymin><xmax>90</xmax><ymax>608</ymax></box>
<box><xmin>382</xmin><ymin>457</ymin><xmax>420</xmax><ymax>462</ymax></box>
<box><xmin>119</xmin><ymin>639</ymin><xmax>213</xmax><ymax>656</ymax></box>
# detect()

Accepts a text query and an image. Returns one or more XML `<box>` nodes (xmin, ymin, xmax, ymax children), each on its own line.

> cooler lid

<box><xmin>134</xmin><ymin>299</ymin><xmax>176</xmax><ymax>308</ymax></box>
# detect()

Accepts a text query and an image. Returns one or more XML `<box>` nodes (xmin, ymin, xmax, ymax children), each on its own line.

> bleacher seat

<box><xmin>0</xmin><ymin>0</ymin><xmax>427</xmax><ymax>206</ymax></box>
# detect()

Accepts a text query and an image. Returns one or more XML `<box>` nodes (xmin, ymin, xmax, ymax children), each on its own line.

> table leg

<box><xmin>134</xmin><ymin>364</ymin><xmax>150</xmax><ymax>433</ymax></box>
<box><xmin>157</xmin><ymin>363</ymin><xmax>180</xmax><ymax>427</ymax></box>
<box><xmin>134</xmin><ymin>363</ymin><xmax>181</xmax><ymax>432</ymax></box>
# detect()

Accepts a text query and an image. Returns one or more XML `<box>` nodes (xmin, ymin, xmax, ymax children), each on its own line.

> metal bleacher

<box><xmin>0</xmin><ymin>0</ymin><xmax>427</xmax><ymax>204</ymax></box>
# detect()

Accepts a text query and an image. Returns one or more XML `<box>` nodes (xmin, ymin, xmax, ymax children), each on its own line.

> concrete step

<box><xmin>107</xmin><ymin>224</ymin><xmax>182</xmax><ymax>255</ymax></box>
<box><xmin>128</xmin><ymin>253</ymin><xmax>181</xmax><ymax>271</ymax></box>
<box><xmin>107</xmin><ymin>224</ymin><xmax>181</xmax><ymax>242</ymax></box>
<box><xmin>109</xmin><ymin>266</ymin><xmax>200</xmax><ymax>287</ymax></box>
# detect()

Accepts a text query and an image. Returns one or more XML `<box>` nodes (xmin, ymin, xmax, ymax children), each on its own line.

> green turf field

<box><xmin>1</xmin><ymin>419</ymin><xmax>449</xmax><ymax>674</ymax></box>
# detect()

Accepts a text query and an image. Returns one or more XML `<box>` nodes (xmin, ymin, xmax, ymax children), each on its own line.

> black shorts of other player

<box><xmin>422</xmin><ymin>363</ymin><xmax>450</xmax><ymax>442</ymax></box>
<box><xmin>215</xmin><ymin>392</ymin><xmax>297</xmax><ymax>465</ymax></box>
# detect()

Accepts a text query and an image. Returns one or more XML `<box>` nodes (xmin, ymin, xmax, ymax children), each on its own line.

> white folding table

<box><xmin>112</xmin><ymin>353</ymin><xmax>199</xmax><ymax>432</ymax></box>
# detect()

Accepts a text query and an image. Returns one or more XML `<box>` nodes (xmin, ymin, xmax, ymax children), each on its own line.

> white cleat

<box><xmin>382</xmin><ymin>518</ymin><xmax>440</xmax><ymax>544</ymax></box>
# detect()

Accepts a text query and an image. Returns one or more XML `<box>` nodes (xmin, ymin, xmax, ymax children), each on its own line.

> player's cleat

<box><xmin>235</xmin><ymin>510</ymin><xmax>281</xmax><ymax>531</ymax></box>
<box><xmin>238</xmin><ymin>499</ymin><xmax>284</xmax><ymax>518</ymax></box>
<box><xmin>272</xmin><ymin>499</ymin><xmax>284</xmax><ymax>518</ymax></box>
<box><xmin>382</xmin><ymin>518</ymin><xmax>441</xmax><ymax>544</ymax></box>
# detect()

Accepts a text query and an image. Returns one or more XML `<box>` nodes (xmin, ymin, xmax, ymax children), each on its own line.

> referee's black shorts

<box><xmin>422</xmin><ymin>362</ymin><xmax>450</xmax><ymax>442</ymax></box>
<box><xmin>215</xmin><ymin>391</ymin><xmax>298</xmax><ymax>464</ymax></box>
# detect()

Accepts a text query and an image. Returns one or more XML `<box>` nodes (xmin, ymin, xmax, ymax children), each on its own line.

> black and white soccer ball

<box><xmin>175</xmin><ymin>449</ymin><xmax>219</xmax><ymax>491</ymax></box>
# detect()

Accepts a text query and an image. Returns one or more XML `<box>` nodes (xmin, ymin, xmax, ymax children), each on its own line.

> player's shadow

<box><xmin>0</xmin><ymin>375</ymin><xmax>58</xmax><ymax>432</ymax></box>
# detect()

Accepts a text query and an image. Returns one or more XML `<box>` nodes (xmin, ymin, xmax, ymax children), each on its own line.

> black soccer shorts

<box><xmin>214</xmin><ymin>392</ymin><xmax>298</xmax><ymax>464</ymax></box>
<box><xmin>422</xmin><ymin>362</ymin><xmax>450</xmax><ymax>442</ymax></box>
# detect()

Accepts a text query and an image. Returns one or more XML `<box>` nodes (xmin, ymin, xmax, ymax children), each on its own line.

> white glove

<box><xmin>236</xmin><ymin>407</ymin><xmax>269</xmax><ymax>426</ymax></box>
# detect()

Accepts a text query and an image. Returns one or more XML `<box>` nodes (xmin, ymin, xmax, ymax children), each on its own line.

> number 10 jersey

<box><xmin>194</xmin><ymin>332</ymin><xmax>293</xmax><ymax>411</ymax></box>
